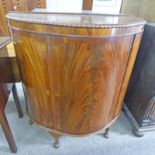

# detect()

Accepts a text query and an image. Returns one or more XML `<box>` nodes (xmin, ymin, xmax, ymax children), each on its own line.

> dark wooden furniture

<box><xmin>124</xmin><ymin>24</ymin><xmax>155</xmax><ymax>137</ymax></box>
<box><xmin>0</xmin><ymin>37</ymin><xmax>23</xmax><ymax>153</ymax></box>
<box><xmin>83</xmin><ymin>0</ymin><xmax>93</xmax><ymax>10</ymax></box>
<box><xmin>7</xmin><ymin>11</ymin><xmax>146</xmax><ymax>148</ymax></box>
<box><xmin>0</xmin><ymin>0</ymin><xmax>46</xmax><ymax>36</ymax></box>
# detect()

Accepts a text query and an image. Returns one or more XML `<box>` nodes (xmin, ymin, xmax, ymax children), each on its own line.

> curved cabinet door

<box><xmin>13</xmin><ymin>30</ymin><xmax>135</xmax><ymax>134</ymax></box>
<box><xmin>7</xmin><ymin>12</ymin><xmax>146</xmax><ymax>136</ymax></box>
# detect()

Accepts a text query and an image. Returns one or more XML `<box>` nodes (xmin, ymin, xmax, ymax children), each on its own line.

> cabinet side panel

<box><xmin>114</xmin><ymin>32</ymin><xmax>143</xmax><ymax>118</ymax></box>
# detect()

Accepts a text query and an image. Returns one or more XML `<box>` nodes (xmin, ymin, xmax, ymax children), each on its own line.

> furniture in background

<box><xmin>0</xmin><ymin>0</ymin><xmax>46</xmax><ymax>36</ymax></box>
<box><xmin>7</xmin><ymin>11</ymin><xmax>146</xmax><ymax>148</ymax></box>
<box><xmin>0</xmin><ymin>37</ymin><xmax>23</xmax><ymax>153</ymax></box>
<box><xmin>82</xmin><ymin>0</ymin><xmax>122</xmax><ymax>14</ymax></box>
<box><xmin>83</xmin><ymin>0</ymin><xmax>93</xmax><ymax>10</ymax></box>
<box><xmin>124</xmin><ymin>24</ymin><xmax>155</xmax><ymax>137</ymax></box>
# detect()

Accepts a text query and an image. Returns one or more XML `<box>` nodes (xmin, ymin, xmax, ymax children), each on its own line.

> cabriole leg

<box><xmin>49</xmin><ymin>131</ymin><xmax>61</xmax><ymax>148</ymax></box>
<box><xmin>104</xmin><ymin>127</ymin><xmax>110</xmax><ymax>138</ymax></box>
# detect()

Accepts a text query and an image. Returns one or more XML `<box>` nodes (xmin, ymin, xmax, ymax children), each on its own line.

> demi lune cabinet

<box><xmin>7</xmin><ymin>12</ymin><xmax>146</xmax><ymax>148</ymax></box>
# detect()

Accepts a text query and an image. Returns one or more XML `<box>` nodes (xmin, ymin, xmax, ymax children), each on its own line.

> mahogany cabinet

<box><xmin>0</xmin><ymin>0</ymin><xmax>46</xmax><ymax>36</ymax></box>
<box><xmin>124</xmin><ymin>24</ymin><xmax>155</xmax><ymax>137</ymax></box>
<box><xmin>7</xmin><ymin>11</ymin><xmax>146</xmax><ymax>148</ymax></box>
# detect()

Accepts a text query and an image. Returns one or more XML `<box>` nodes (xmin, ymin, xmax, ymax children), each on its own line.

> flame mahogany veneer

<box><xmin>7</xmin><ymin>12</ymin><xmax>146</xmax><ymax>148</ymax></box>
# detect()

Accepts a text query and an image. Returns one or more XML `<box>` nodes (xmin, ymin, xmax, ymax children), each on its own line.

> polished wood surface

<box><xmin>0</xmin><ymin>37</ymin><xmax>23</xmax><ymax>153</ymax></box>
<box><xmin>7</xmin><ymin>12</ymin><xmax>146</xmax><ymax>28</ymax></box>
<box><xmin>0</xmin><ymin>0</ymin><xmax>46</xmax><ymax>36</ymax></box>
<box><xmin>0</xmin><ymin>38</ymin><xmax>12</xmax><ymax>109</ymax></box>
<box><xmin>10</xmin><ymin>0</ymin><xmax>46</xmax><ymax>11</ymax></box>
<box><xmin>0</xmin><ymin>1</ymin><xmax>11</xmax><ymax>36</ymax></box>
<box><xmin>0</xmin><ymin>39</ymin><xmax>21</xmax><ymax>83</ymax></box>
<box><xmin>0</xmin><ymin>108</ymin><xmax>17</xmax><ymax>153</ymax></box>
<box><xmin>83</xmin><ymin>0</ymin><xmax>93</xmax><ymax>10</ymax></box>
<box><xmin>114</xmin><ymin>32</ymin><xmax>143</xmax><ymax>117</ymax></box>
<box><xmin>7</xmin><ymin>12</ymin><xmax>146</xmax><ymax>146</ymax></box>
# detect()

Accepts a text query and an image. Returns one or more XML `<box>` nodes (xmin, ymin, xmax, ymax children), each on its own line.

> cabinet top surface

<box><xmin>6</xmin><ymin>12</ymin><xmax>146</xmax><ymax>28</ymax></box>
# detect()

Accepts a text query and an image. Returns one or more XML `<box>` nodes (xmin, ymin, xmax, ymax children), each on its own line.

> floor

<box><xmin>0</xmin><ymin>84</ymin><xmax>155</xmax><ymax>155</ymax></box>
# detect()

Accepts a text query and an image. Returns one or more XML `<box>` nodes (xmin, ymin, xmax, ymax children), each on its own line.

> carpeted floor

<box><xmin>0</xmin><ymin>84</ymin><xmax>155</xmax><ymax>155</ymax></box>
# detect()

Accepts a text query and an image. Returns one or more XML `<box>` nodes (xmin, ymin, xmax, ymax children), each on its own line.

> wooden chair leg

<box><xmin>12</xmin><ymin>84</ymin><xmax>23</xmax><ymax>118</ymax></box>
<box><xmin>0</xmin><ymin>110</ymin><xmax>17</xmax><ymax>153</ymax></box>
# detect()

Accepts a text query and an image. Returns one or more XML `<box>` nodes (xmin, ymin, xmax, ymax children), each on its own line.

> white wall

<box><xmin>46</xmin><ymin>0</ymin><xmax>122</xmax><ymax>14</ymax></box>
<box><xmin>93</xmin><ymin>0</ymin><xmax>122</xmax><ymax>14</ymax></box>
<box><xmin>46</xmin><ymin>0</ymin><xmax>83</xmax><ymax>12</ymax></box>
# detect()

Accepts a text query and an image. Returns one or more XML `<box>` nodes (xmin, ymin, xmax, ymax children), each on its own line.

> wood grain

<box><xmin>0</xmin><ymin>40</ymin><xmax>21</xmax><ymax>83</ymax></box>
<box><xmin>7</xmin><ymin>12</ymin><xmax>146</xmax><ymax>136</ymax></box>
<box><xmin>83</xmin><ymin>0</ymin><xmax>93</xmax><ymax>10</ymax></box>
<box><xmin>0</xmin><ymin>0</ymin><xmax>46</xmax><ymax>36</ymax></box>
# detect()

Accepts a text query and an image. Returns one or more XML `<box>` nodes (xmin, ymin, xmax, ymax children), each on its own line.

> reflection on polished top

<box><xmin>6</xmin><ymin>11</ymin><xmax>146</xmax><ymax>28</ymax></box>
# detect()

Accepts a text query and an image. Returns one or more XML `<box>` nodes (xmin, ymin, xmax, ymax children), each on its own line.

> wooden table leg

<box><xmin>12</xmin><ymin>84</ymin><xmax>23</xmax><ymax>118</ymax></box>
<box><xmin>0</xmin><ymin>110</ymin><xmax>17</xmax><ymax>153</ymax></box>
